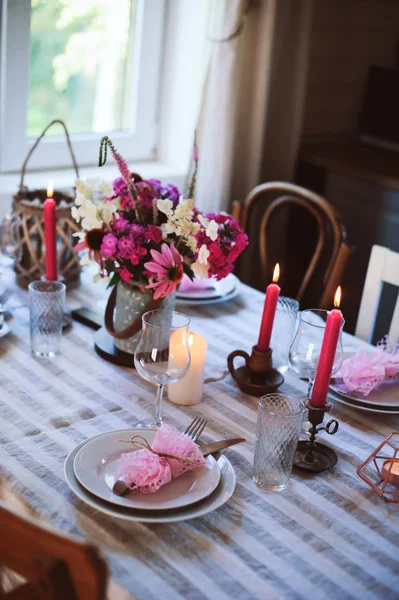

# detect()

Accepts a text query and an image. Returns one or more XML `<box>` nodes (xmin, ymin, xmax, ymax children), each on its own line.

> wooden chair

<box><xmin>233</xmin><ymin>182</ymin><xmax>353</xmax><ymax>308</ymax></box>
<box><xmin>0</xmin><ymin>501</ymin><xmax>107</xmax><ymax>599</ymax></box>
<box><xmin>355</xmin><ymin>245</ymin><xmax>399</xmax><ymax>343</ymax></box>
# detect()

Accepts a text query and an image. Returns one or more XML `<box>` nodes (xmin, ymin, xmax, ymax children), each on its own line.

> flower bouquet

<box><xmin>72</xmin><ymin>137</ymin><xmax>248</xmax><ymax>354</ymax></box>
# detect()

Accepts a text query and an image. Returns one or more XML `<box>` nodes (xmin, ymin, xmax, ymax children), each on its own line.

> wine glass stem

<box><xmin>307</xmin><ymin>379</ymin><xmax>314</xmax><ymax>401</ymax></box>
<box><xmin>154</xmin><ymin>384</ymin><xmax>164</xmax><ymax>428</ymax></box>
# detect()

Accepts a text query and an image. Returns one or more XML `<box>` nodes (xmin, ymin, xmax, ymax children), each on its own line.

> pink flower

<box><xmin>112</xmin><ymin>216</ymin><xmax>130</xmax><ymax>232</ymax></box>
<box><xmin>145</xmin><ymin>243</ymin><xmax>184</xmax><ymax>299</ymax></box>
<box><xmin>129</xmin><ymin>246</ymin><xmax>147</xmax><ymax>266</ymax></box>
<box><xmin>117</xmin><ymin>235</ymin><xmax>135</xmax><ymax>259</ymax></box>
<box><xmin>145</xmin><ymin>225</ymin><xmax>163</xmax><ymax>244</ymax></box>
<box><xmin>101</xmin><ymin>233</ymin><xmax>118</xmax><ymax>258</ymax></box>
<box><xmin>117</xmin><ymin>266</ymin><xmax>133</xmax><ymax>284</ymax></box>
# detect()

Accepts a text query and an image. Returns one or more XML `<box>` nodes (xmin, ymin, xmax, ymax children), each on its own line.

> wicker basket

<box><xmin>12</xmin><ymin>120</ymin><xmax>81</xmax><ymax>289</ymax></box>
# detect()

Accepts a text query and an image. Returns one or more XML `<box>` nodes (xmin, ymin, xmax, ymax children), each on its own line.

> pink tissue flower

<box><xmin>117</xmin><ymin>266</ymin><xmax>133</xmax><ymax>284</ymax></box>
<box><xmin>145</xmin><ymin>243</ymin><xmax>184</xmax><ymax>299</ymax></box>
<box><xmin>114</xmin><ymin>449</ymin><xmax>171</xmax><ymax>493</ymax></box>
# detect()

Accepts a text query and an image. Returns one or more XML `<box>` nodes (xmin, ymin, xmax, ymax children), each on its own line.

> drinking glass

<box><xmin>134</xmin><ymin>310</ymin><xmax>191</xmax><ymax>428</ymax></box>
<box><xmin>253</xmin><ymin>393</ymin><xmax>305</xmax><ymax>492</ymax></box>
<box><xmin>29</xmin><ymin>281</ymin><xmax>66</xmax><ymax>358</ymax></box>
<box><xmin>270</xmin><ymin>297</ymin><xmax>299</xmax><ymax>373</ymax></box>
<box><xmin>289</xmin><ymin>309</ymin><xmax>345</xmax><ymax>401</ymax></box>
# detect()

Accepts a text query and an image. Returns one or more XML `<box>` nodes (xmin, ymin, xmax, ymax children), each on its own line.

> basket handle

<box><xmin>19</xmin><ymin>119</ymin><xmax>80</xmax><ymax>190</ymax></box>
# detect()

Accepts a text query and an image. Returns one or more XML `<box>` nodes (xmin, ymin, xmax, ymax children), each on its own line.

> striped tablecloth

<box><xmin>0</xmin><ymin>275</ymin><xmax>398</xmax><ymax>600</ymax></box>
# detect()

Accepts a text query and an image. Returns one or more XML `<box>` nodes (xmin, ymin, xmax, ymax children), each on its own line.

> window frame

<box><xmin>0</xmin><ymin>0</ymin><xmax>165</xmax><ymax>173</ymax></box>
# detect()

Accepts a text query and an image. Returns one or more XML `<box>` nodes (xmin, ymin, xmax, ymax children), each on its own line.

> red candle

<box><xmin>44</xmin><ymin>181</ymin><xmax>58</xmax><ymax>281</ymax></box>
<box><xmin>257</xmin><ymin>264</ymin><xmax>281</xmax><ymax>351</ymax></box>
<box><xmin>311</xmin><ymin>309</ymin><xmax>343</xmax><ymax>407</ymax></box>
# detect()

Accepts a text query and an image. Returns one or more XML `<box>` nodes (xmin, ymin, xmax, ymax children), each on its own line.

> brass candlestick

<box><xmin>227</xmin><ymin>345</ymin><xmax>284</xmax><ymax>396</ymax></box>
<box><xmin>293</xmin><ymin>401</ymin><xmax>339</xmax><ymax>473</ymax></box>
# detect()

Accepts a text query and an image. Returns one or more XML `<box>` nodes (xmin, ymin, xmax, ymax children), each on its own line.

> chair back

<box><xmin>355</xmin><ymin>245</ymin><xmax>399</xmax><ymax>343</ymax></box>
<box><xmin>236</xmin><ymin>182</ymin><xmax>353</xmax><ymax>308</ymax></box>
<box><xmin>0</xmin><ymin>501</ymin><xmax>107</xmax><ymax>599</ymax></box>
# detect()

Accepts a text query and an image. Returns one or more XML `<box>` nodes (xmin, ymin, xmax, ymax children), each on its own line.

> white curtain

<box><xmin>194</xmin><ymin>0</ymin><xmax>313</xmax><ymax>214</ymax></box>
<box><xmin>195</xmin><ymin>0</ymin><xmax>249</xmax><ymax>213</ymax></box>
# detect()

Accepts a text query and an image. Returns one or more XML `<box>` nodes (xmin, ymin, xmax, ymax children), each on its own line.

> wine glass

<box><xmin>289</xmin><ymin>309</ymin><xmax>345</xmax><ymax>401</ymax></box>
<box><xmin>0</xmin><ymin>213</ymin><xmax>22</xmax><ymax>271</ymax></box>
<box><xmin>134</xmin><ymin>310</ymin><xmax>191</xmax><ymax>428</ymax></box>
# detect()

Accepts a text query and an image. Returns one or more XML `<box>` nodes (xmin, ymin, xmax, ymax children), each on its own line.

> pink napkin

<box><xmin>114</xmin><ymin>425</ymin><xmax>206</xmax><ymax>494</ymax></box>
<box><xmin>340</xmin><ymin>337</ymin><xmax>399</xmax><ymax>397</ymax></box>
<box><xmin>178</xmin><ymin>274</ymin><xmax>215</xmax><ymax>293</ymax></box>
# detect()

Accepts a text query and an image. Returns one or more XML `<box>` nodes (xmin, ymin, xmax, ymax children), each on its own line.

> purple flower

<box><xmin>112</xmin><ymin>217</ymin><xmax>130</xmax><ymax>232</ymax></box>
<box><xmin>162</xmin><ymin>183</ymin><xmax>180</xmax><ymax>202</ymax></box>
<box><xmin>101</xmin><ymin>233</ymin><xmax>118</xmax><ymax>258</ymax></box>
<box><xmin>147</xmin><ymin>179</ymin><xmax>162</xmax><ymax>197</ymax></box>
<box><xmin>113</xmin><ymin>177</ymin><xmax>127</xmax><ymax>196</ymax></box>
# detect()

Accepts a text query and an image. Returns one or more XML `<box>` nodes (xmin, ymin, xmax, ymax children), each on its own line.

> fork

<box><xmin>0</xmin><ymin>288</ymin><xmax>13</xmax><ymax>309</ymax></box>
<box><xmin>183</xmin><ymin>416</ymin><xmax>208</xmax><ymax>442</ymax></box>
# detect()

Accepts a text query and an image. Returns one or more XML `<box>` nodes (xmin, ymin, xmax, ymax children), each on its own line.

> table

<box><xmin>1</xmin><ymin>275</ymin><xmax>398</xmax><ymax>600</ymax></box>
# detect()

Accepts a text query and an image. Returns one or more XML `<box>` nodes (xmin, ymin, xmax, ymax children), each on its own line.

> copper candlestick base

<box><xmin>227</xmin><ymin>345</ymin><xmax>284</xmax><ymax>396</ymax></box>
<box><xmin>294</xmin><ymin>402</ymin><xmax>339</xmax><ymax>473</ymax></box>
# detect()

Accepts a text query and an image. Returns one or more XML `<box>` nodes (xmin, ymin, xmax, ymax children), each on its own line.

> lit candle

<box><xmin>168</xmin><ymin>332</ymin><xmax>207</xmax><ymax>405</ymax></box>
<box><xmin>311</xmin><ymin>287</ymin><xmax>343</xmax><ymax>407</ymax></box>
<box><xmin>257</xmin><ymin>263</ymin><xmax>280</xmax><ymax>352</ymax></box>
<box><xmin>44</xmin><ymin>181</ymin><xmax>58</xmax><ymax>281</ymax></box>
<box><xmin>382</xmin><ymin>459</ymin><xmax>399</xmax><ymax>486</ymax></box>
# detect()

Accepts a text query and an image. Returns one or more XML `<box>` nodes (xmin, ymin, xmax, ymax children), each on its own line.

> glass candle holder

<box><xmin>29</xmin><ymin>280</ymin><xmax>66</xmax><ymax>358</ymax></box>
<box><xmin>253</xmin><ymin>393</ymin><xmax>305</xmax><ymax>492</ymax></box>
<box><xmin>270</xmin><ymin>297</ymin><xmax>299</xmax><ymax>373</ymax></box>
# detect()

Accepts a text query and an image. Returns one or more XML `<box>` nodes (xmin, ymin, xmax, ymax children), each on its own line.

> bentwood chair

<box><xmin>355</xmin><ymin>245</ymin><xmax>399</xmax><ymax>343</ymax></box>
<box><xmin>0</xmin><ymin>501</ymin><xmax>107</xmax><ymax>599</ymax></box>
<box><xmin>233</xmin><ymin>182</ymin><xmax>353</xmax><ymax>309</ymax></box>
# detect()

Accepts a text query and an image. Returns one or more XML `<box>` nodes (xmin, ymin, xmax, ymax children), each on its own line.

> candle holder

<box><xmin>293</xmin><ymin>401</ymin><xmax>339</xmax><ymax>473</ymax></box>
<box><xmin>227</xmin><ymin>345</ymin><xmax>284</xmax><ymax>396</ymax></box>
<box><xmin>356</xmin><ymin>432</ymin><xmax>399</xmax><ymax>503</ymax></box>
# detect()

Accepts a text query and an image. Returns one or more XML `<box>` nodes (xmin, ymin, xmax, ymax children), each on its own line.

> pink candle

<box><xmin>257</xmin><ymin>264</ymin><xmax>281</xmax><ymax>351</ymax></box>
<box><xmin>44</xmin><ymin>181</ymin><xmax>58</xmax><ymax>281</ymax></box>
<box><xmin>311</xmin><ymin>309</ymin><xmax>343</xmax><ymax>407</ymax></box>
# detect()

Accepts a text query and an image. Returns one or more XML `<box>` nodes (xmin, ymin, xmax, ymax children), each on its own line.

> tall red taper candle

<box><xmin>44</xmin><ymin>181</ymin><xmax>58</xmax><ymax>281</ymax></box>
<box><xmin>311</xmin><ymin>309</ymin><xmax>343</xmax><ymax>407</ymax></box>
<box><xmin>257</xmin><ymin>264</ymin><xmax>281</xmax><ymax>351</ymax></box>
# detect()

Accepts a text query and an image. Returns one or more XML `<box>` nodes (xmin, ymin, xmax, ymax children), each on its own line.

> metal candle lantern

<box><xmin>11</xmin><ymin>120</ymin><xmax>81</xmax><ymax>289</ymax></box>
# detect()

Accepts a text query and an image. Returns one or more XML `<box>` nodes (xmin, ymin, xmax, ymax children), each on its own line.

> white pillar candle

<box><xmin>168</xmin><ymin>332</ymin><xmax>207</xmax><ymax>405</ymax></box>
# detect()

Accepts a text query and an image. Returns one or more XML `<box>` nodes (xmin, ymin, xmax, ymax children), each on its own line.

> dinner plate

<box><xmin>73</xmin><ymin>429</ymin><xmax>221</xmax><ymax>511</ymax></box>
<box><xmin>176</xmin><ymin>274</ymin><xmax>240</xmax><ymax>306</ymax></box>
<box><xmin>65</xmin><ymin>440</ymin><xmax>236</xmax><ymax>524</ymax></box>
<box><xmin>329</xmin><ymin>348</ymin><xmax>399</xmax><ymax>414</ymax></box>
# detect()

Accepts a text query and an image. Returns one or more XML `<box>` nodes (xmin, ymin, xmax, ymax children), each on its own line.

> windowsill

<box><xmin>0</xmin><ymin>159</ymin><xmax>187</xmax><ymax>196</ymax></box>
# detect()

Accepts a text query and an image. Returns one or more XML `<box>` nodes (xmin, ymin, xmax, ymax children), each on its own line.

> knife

<box><xmin>112</xmin><ymin>437</ymin><xmax>245</xmax><ymax>496</ymax></box>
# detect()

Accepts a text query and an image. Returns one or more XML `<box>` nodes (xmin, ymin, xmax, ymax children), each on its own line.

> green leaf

<box><xmin>182</xmin><ymin>263</ymin><xmax>195</xmax><ymax>281</ymax></box>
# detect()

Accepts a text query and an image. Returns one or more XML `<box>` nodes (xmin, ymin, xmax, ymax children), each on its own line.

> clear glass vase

<box><xmin>270</xmin><ymin>296</ymin><xmax>299</xmax><ymax>374</ymax></box>
<box><xmin>114</xmin><ymin>283</ymin><xmax>176</xmax><ymax>354</ymax></box>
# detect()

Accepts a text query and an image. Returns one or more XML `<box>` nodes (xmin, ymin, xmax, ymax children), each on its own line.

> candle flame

<box><xmin>47</xmin><ymin>181</ymin><xmax>54</xmax><ymax>198</ymax></box>
<box><xmin>272</xmin><ymin>263</ymin><xmax>280</xmax><ymax>283</ymax></box>
<box><xmin>189</xmin><ymin>333</ymin><xmax>194</xmax><ymax>346</ymax></box>
<box><xmin>334</xmin><ymin>286</ymin><xmax>341</xmax><ymax>308</ymax></box>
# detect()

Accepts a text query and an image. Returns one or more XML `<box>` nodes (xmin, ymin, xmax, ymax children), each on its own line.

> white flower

<box><xmin>186</xmin><ymin>236</ymin><xmax>198</xmax><ymax>251</ymax></box>
<box><xmin>101</xmin><ymin>203</ymin><xmax>115</xmax><ymax>225</ymax></box>
<box><xmin>192</xmin><ymin>261</ymin><xmax>209</xmax><ymax>279</ymax></box>
<box><xmin>157</xmin><ymin>199</ymin><xmax>173</xmax><ymax>216</ymax></box>
<box><xmin>175</xmin><ymin>198</ymin><xmax>194</xmax><ymax>219</ymax></box>
<box><xmin>73</xmin><ymin>230</ymin><xmax>86</xmax><ymax>242</ymax></box>
<box><xmin>206</xmin><ymin>219</ymin><xmax>219</xmax><ymax>241</ymax></box>
<box><xmin>198</xmin><ymin>244</ymin><xmax>210</xmax><ymax>265</ymax></box>
<box><xmin>81</xmin><ymin>202</ymin><xmax>101</xmax><ymax>230</ymax></box>
<box><xmin>71</xmin><ymin>206</ymin><xmax>81</xmax><ymax>223</ymax></box>
<box><xmin>75</xmin><ymin>179</ymin><xmax>85</xmax><ymax>193</ymax></box>
<box><xmin>198</xmin><ymin>214</ymin><xmax>209</xmax><ymax>229</ymax></box>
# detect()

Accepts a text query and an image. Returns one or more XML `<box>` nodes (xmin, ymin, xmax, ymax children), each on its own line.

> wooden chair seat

<box><xmin>233</xmin><ymin>182</ymin><xmax>353</xmax><ymax>308</ymax></box>
<box><xmin>0</xmin><ymin>501</ymin><xmax>107</xmax><ymax>599</ymax></box>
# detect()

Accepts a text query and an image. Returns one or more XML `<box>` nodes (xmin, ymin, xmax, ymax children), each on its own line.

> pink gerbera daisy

<box><xmin>144</xmin><ymin>243</ymin><xmax>184</xmax><ymax>299</ymax></box>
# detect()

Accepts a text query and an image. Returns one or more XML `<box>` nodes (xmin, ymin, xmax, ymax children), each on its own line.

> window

<box><xmin>0</xmin><ymin>0</ymin><xmax>165</xmax><ymax>172</ymax></box>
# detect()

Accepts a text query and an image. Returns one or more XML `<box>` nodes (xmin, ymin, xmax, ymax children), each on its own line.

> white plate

<box><xmin>73</xmin><ymin>429</ymin><xmax>221</xmax><ymax>511</ymax></box>
<box><xmin>65</xmin><ymin>440</ymin><xmax>236</xmax><ymax>524</ymax></box>
<box><xmin>176</xmin><ymin>274</ymin><xmax>240</xmax><ymax>306</ymax></box>
<box><xmin>330</xmin><ymin>347</ymin><xmax>399</xmax><ymax>414</ymax></box>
